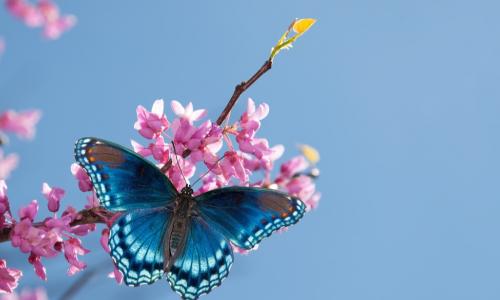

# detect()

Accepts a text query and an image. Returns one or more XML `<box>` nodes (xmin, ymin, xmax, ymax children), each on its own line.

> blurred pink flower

<box><xmin>5</xmin><ymin>0</ymin><xmax>75</xmax><ymax>39</ymax></box>
<box><xmin>0</xmin><ymin>151</ymin><xmax>18</xmax><ymax>180</ymax></box>
<box><xmin>41</xmin><ymin>183</ymin><xmax>64</xmax><ymax>213</ymax></box>
<box><xmin>37</xmin><ymin>0</ymin><xmax>76</xmax><ymax>40</ymax></box>
<box><xmin>0</xmin><ymin>287</ymin><xmax>48</xmax><ymax>300</ymax></box>
<box><xmin>0</xmin><ymin>110</ymin><xmax>41</xmax><ymax>140</ymax></box>
<box><xmin>0</xmin><ymin>38</ymin><xmax>5</xmax><ymax>56</ymax></box>
<box><xmin>134</xmin><ymin>99</ymin><xmax>169</xmax><ymax>139</ymax></box>
<box><xmin>70</xmin><ymin>163</ymin><xmax>92</xmax><ymax>192</ymax></box>
<box><xmin>0</xmin><ymin>259</ymin><xmax>21</xmax><ymax>294</ymax></box>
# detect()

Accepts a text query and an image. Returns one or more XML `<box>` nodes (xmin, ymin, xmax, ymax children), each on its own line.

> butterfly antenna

<box><xmin>192</xmin><ymin>153</ymin><xmax>227</xmax><ymax>187</ymax></box>
<box><xmin>171</xmin><ymin>141</ymin><xmax>189</xmax><ymax>186</ymax></box>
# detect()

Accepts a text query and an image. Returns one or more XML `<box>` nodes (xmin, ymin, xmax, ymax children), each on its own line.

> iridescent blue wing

<box><xmin>167</xmin><ymin>217</ymin><xmax>233</xmax><ymax>300</ymax></box>
<box><xmin>109</xmin><ymin>207</ymin><xmax>171</xmax><ymax>286</ymax></box>
<box><xmin>195</xmin><ymin>187</ymin><xmax>306</xmax><ymax>250</ymax></box>
<box><xmin>74</xmin><ymin>137</ymin><xmax>178</xmax><ymax>211</ymax></box>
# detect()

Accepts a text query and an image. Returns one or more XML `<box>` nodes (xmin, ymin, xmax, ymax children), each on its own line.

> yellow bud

<box><xmin>299</xmin><ymin>144</ymin><xmax>320</xmax><ymax>164</ymax></box>
<box><xmin>293</xmin><ymin>18</ymin><xmax>316</xmax><ymax>34</ymax></box>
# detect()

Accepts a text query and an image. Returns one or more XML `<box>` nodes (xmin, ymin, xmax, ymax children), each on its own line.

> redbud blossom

<box><xmin>0</xmin><ymin>260</ymin><xmax>21</xmax><ymax>294</ymax></box>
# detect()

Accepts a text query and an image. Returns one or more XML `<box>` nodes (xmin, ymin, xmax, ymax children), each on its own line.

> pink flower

<box><xmin>5</xmin><ymin>0</ymin><xmax>43</xmax><ymax>27</ymax></box>
<box><xmin>167</xmin><ymin>155</ymin><xmax>196</xmax><ymax>190</ymax></box>
<box><xmin>0</xmin><ymin>151</ymin><xmax>19</xmax><ymax>180</ymax></box>
<box><xmin>276</xmin><ymin>155</ymin><xmax>309</xmax><ymax>184</ymax></box>
<box><xmin>28</xmin><ymin>254</ymin><xmax>46</xmax><ymax>281</ymax></box>
<box><xmin>11</xmin><ymin>219</ymin><xmax>59</xmax><ymax>257</ymax></box>
<box><xmin>41</xmin><ymin>183</ymin><xmax>64</xmax><ymax>213</ymax></box>
<box><xmin>18</xmin><ymin>200</ymin><xmax>38</xmax><ymax>222</ymax></box>
<box><xmin>0</xmin><ymin>110</ymin><xmax>41</xmax><ymax>140</ymax></box>
<box><xmin>0</xmin><ymin>259</ymin><xmax>22</xmax><ymax>294</ymax></box>
<box><xmin>63</xmin><ymin>238</ymin><xmax>89</xmax><ymax>275</ymax></box>
<box><xmin>134</xmin><ymin>99</ymin><xmax>169</xmax><ymax>139</ymax></box>
<box><xmin>108</xmin><ymin>265</ymin><xmax>123</xmax><ymax>284</ymax></box>
<box><xmin>100</xmin><ymin>229</ymin><xmax>110</xmax><ymax>253</ymax></box>
<box><xmin>171</xmin><ymin>100</ymin><xmax>207</xmax><ymax>124</ymax></box>
<box><xmin>218</xmin><ymin>151</ymin><xmax>249</xmax><ymax>183</ymax></box>
<box><xmin>231</xmin><ymin>244</ymin><xmax>258</xmax><ymax>255</ymax></box>
<box><xmin>131</xmin><ymin>136</ymin><xmax>170</xmax><ymax>163</ymax></box>
<box><xmin>172</xmin><ymin>119</ymin><xmax>223</xmax><ymax>166</ymax></box>
<box><xmin>0</xmin><ymin>181</ymin><xmax>12</xmax><ymax>226</ymax></box>
<box><xmin>37</xmin><ymin>0</ymin><xmax>76</xmax><ymax>40</ymax></box>
<box><xmin>239</xmin><ymin>98</ymin><xmax>269</xmax><ymax>137</ymax></box>
<box><xmin>194</xmin><ymin>173</ymin><xmax>227</xmax><ymax>195</ymax></box>
<box><xmin>70</xmin><ymin>163</ymin><xmax>92</xmax><ymax>192</ymax></box>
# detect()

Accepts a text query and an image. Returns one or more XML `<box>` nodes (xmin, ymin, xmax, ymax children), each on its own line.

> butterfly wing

<box><xmin>167</xmin><ymin>216</ymin><xmax>234</xmax><ymax>300</ymax></box>
<box><xmin>74</xmin><ymin>137</ymin><xmax>178</xmax><ymax>211</ymax></box>
<box><xmin>195</xmin><ymin>187</ymin><xmax>306</xmax><ymax>250</ymax></box>
<box><xmin>109</xmin><ymin>207</ymin><xmax>171</xmax><ymax>286</ymax></box>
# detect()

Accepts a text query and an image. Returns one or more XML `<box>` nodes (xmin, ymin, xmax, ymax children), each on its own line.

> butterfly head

<box><xmin>180</xmin><ymin>185</ymin><xmax>193</xmax><ymax>196</ymax></box>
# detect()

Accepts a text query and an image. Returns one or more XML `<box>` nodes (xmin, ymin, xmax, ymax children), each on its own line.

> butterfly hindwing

<box><xmin>109</xmin><ymin>207</ymin><xmax>171</xmax><ymax>286</ymax></box>
<box><xmin>195</xmin><ymin>187</ymin><xmax>306</xmax><ymax>250</ymax></box>
<box><xmin>167</xmin><ymin>216</ymin><xmax>234</xmax><ymax>300</ymax></box>
<box><xmin>74</xmin><ymin>137</ymin><xmax>178</xmax><ymax>211</ymax></box>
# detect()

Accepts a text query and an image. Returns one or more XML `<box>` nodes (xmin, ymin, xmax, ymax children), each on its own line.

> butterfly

<box><xmin>74</xmin><ymin>137</ymin><xmax>306</xmax><ymax>300</ymax></box>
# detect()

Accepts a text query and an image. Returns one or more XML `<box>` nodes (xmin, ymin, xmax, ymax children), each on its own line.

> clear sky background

<box><xmin>1</xmin><ymin>0</ymin><xmax>500</xmax><ymax>299</ymax></box>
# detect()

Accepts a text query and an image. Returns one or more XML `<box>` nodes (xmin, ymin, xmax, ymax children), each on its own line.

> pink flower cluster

<box><xmin>0</xmin><ymin>179</ymin><xmax>96</xmax><ymax>292</ymax></box>
<box><xmin>133</xmin><ymin>98</ymin><xmax>321</xmax><ymax>209</ymax></box>
<box><xmin>5</xmin><ymin>0</ymin><xmax>76</xmax><ymax>40</ymax></box>
<box><xmin>132</xmin><ymin>99</ymin><xmax>321</xmax><ymax>254</ymax></box>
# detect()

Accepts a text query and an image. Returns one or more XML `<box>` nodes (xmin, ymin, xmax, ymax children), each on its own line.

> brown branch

<box><xmin>0</xmin><ymin>207</ymin><xmax>114</xmax><ymax>244</ymax></box>
<box><xmin>0</xmin><ymin>57</ymin><xmax>274</xmax><ymax>244</ymax></box>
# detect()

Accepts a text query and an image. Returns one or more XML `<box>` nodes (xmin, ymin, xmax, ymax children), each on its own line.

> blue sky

<box><xmin>1</xmin><ymin>0</ymin><xmax>500</xmax><ymax>299</ymax></box>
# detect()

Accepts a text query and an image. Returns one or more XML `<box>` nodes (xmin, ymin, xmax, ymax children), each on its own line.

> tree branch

<box><xmin>0</xmin><ymin>57</ymin><xmax>274</xmax><ymax>244</ymax></box>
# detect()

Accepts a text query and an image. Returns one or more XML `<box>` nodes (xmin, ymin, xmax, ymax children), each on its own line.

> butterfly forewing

<box><xmin>74</xmin><ymin>137</ymin><xmax>178</xmax><ymax>211</ymax></box>
<box><xmin>195</xmin><ymin>187</ymin><xmax>306</xmax><ymax>250</ymax></box>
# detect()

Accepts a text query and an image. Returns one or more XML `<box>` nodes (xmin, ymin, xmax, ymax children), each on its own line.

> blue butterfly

<box><xmin>74</xmin><ymin>137</ymin><xmax>306</xmax><ymax>300</ymax></box>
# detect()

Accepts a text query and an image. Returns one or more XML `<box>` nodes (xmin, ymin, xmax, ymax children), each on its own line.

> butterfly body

<box><xmin>164</xmin><ymin>186</ymin><xmax>196</xmax><ymax>271</ymax></box>
<box><xmin>74</xmin><ymin>137</ymin><xmax>306</xmax><ymax>300</ymax></box>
